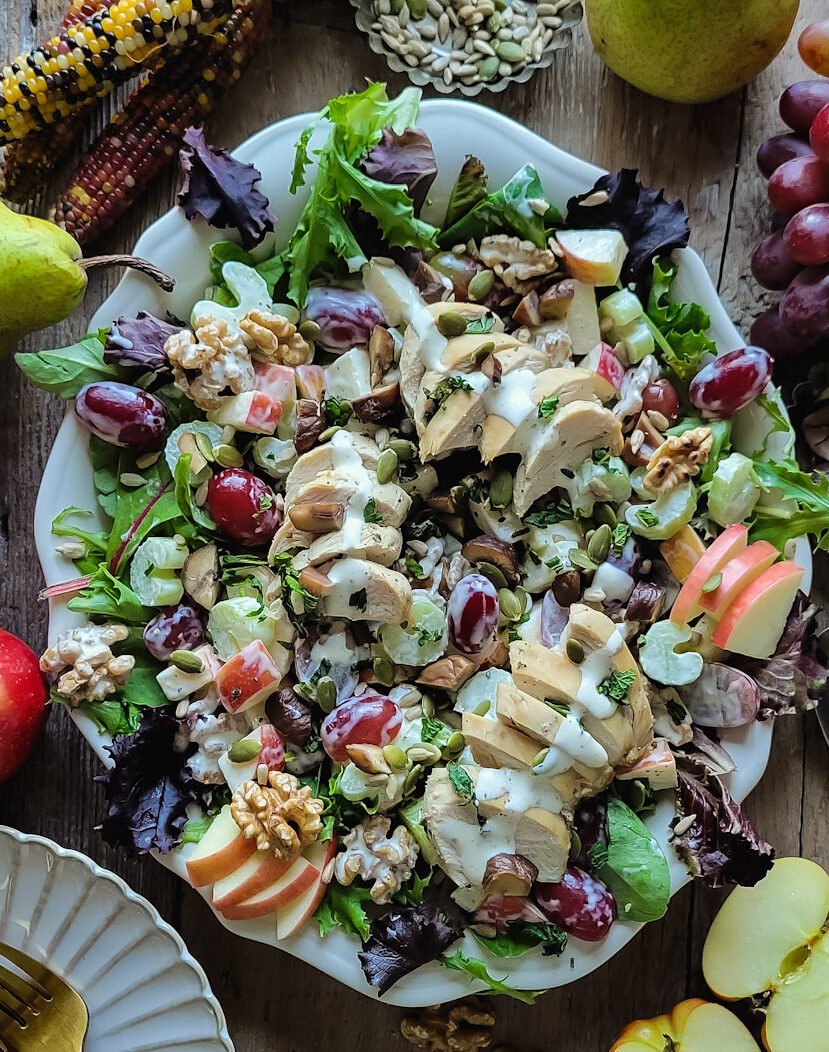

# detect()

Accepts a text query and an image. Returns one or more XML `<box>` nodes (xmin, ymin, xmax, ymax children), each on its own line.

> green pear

<box><xmin>0</xmin><ymin>199</ymin><xmax>88</xmax><ymax>356</ymax></box>
<box><xmin>585</xmin><ymin>0</ymin><xmax>800</xmax><ymax>105</ymax></box>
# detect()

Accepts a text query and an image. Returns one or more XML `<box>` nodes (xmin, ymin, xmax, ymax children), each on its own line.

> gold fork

<box><xmin>0</xmin><ymin>941</ymin><xmax>88</xmax><ymax>1052</ymax></box>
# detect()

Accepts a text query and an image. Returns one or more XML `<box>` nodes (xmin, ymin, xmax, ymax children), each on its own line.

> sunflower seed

<box><xmin>119</xmin><ymin>472</ymin><xmax>146</xmax><ymax>488</ymax></box>
<box><xmin>136</xmin><ymin>450</ymin><xmax>161</xmax><ymax>469</ymax></box>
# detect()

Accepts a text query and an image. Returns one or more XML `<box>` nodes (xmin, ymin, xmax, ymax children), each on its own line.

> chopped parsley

<box><xmin>425</xmin><ymin>375</ymin><xmax>473</xmax><ymax>414</ymax></box>
<box><xmin>587</xmin><ymin>840</ymin><xmax>609</xmax><ymax>869</ymax></box>
<box><xmin>525</xmin><ymin>496</ymin><xmax>573</xmax><ymax>527</ymax></box>
<box><xmin>545</xmin><ymin>555</ymin><xmax>563</xmax><ymax>571</ymax></box>
<box><xmin>611</xmin><ymin>522</ymin><xmax>631</xmax><ymax>555</ymax></box>
<box><xmin>635</xmin><ymin>508</ymin><xmax>659</xmax><ymax>528</ymax></box>
<box><xmin>545</xmin><ymin>700</ymin><xmax>571</xmax><ymax>717</ymax></box>
<box><xmin>272</xmin><ymin>552</ymin><xmax>319</xmax><ymax>633</ymax></box>
<box><xmin>467</xmin><ymin>476</ymin><xmax>490</xmax><ymax>505</ymax></box>
<box><xmin>465</xmin><ymin>315</ymin><xmax>495</xmax><ymax>334</ymax></box>
<box><xmin>259</xmin><ymin>494</ymin><xmax>274</xmax><ymax>511</ymax></box>
<box><xmin>323</xmin><ymin>396</ymin><xmax>352</xmax><ymax>428</ymax></box>
<box><xmin>349</xmin><ymin>588</ymin><xmax>367</xmax><ymax>612</ymax></box>
<box><xmin>417</xmin><ymin>625</ymin><xmax>443</xmax><ymax>647</ymax></box>
<box><xmin>363</xmin><ymin>498</ymin><xmax>383</xmax><ymax>525</ymax></box>
<box><xmin>597</xmin><ymin>668</ymin><xmax>637</xmax><ymax>705</ymax></box>
<box><xmin>405</xmin><ymin>555</ymin><xmax>426</xmax><ymax>579</ymax></box>
<box><xmin>537</xmin><ymin>395</ymin><xmax>559</xmax><ymax>420</ymax></box>
<box><xmin>447</xmin><ymin>762</ymin><xmax>473</xmax><ymax>803</ymax></box>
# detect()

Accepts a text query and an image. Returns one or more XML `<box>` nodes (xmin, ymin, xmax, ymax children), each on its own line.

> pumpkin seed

<box><xmin>408</xmin><ymin>0</ymin><xmax>427</xmax><ymax>17</ymax></box>
<box><xmin>437</xmin><ymin>310</ymin><xmax>469</xmax><ymax>338</ymax></box>
<box><xmin>514</xmin><ymin>585</ymin><xmax>528</xmax><ymax>613</ymax></box>
<box><xmin>373</xmin><ymin>656</ymin><xmax>395</xmax><ymax>687</ymax></box>
<box><xmin>403</xmin><ymin>763</ymin><xmax>423</xmax><ymax>795</ymax></box>
<box><xmin>477</xmin><ymin>561</ymin><xmax>508</xmax><ymax>590</ymax></box>
<box><xmin>593</xmin><ymin>503</ymin><xmax>617</xmax><ymax>528</ymax></box>
<box><xmin>170</xmin><ymin>650</ymin><xmax>205</xmax><ymax>674</ymax></box>
<box><xmin>496</xmin><ymin>40</ymin><xmax>527</xmax><ymax>62</ymax></box>
<box><xmin>566</xmin><ymin>638</ymin><xmax>585</xmax><ymax>664</ymax></box>
<box><xmin>387</xmin><ymin>438</ymin><xmax>418</xmax><ymax>462</ymax></box>
<box><xmin>377</xmin><ymin>447</ymin><xmax>399</xmax><ymax>484</ymax></box>
<box><xmin>627</xmin><ymin>778</ymin><xmax>647</xmax><ymax>812</ymax></box>
<box><xmin>407</xmin><ymin>742</ymin><xmax>442</xmax><ymax>765</ymax></box>
<box><xmin>316</xmin><ymin>676</ymin><xmax>338</xmax><ymax>712</ymax></box>
<box><xmin>587</xmin><ymin>523</ymin><xmax>612</xmax><ymax>564</ymax></box>
<box><xmin>318</xmin><ymin>425</ymin><xmax>343</xmax><ymax>444</ymax></box>
<box><xmin>473</xmin><ymin>698</ymin><xmax>492</xmax><ymax>716</ymax></box>
<box><xmin>470</xmin><ymin>340</ymin><xmax>495</xmax><ymax>366</ymax></box>
<box><xmin>531</xmin><ymin>747</ymin><xmax>550</xmax><ymax>768</ymax></box>
<box><xmin>478</xmin><ymin>54</ymin><xmax>500</xmax><ymax>80</ymax></box>
<box><xmin>228</xmin><ymin>739</ymin><xmax>262</xmax><ymax>764</ymax></box>
<box><xmin>442</xmin><ymin>731</ymin><xmax>466</xmax><ymax>759</ymax></box>
<box><xmin>570</xmin><ymin>830</ymin><xmax>582</xmax><ymax>859</ymax></box>
<box><xmin>298</xmin><ymin>319</ymin><xmax>321</xmax><ymax>341</ymax></box>
<box><xmin>193</xmin><ymin>431</ymin><xmax>216</xmax><ymax>462</ymax></box>
<box><xmin>212</xmin><ymin>443</ymin><xmax>243</xmax><ymax>469</ymax></box>
<box><xmin>569</xmin><ymin>549</ymin><xmax>598</xmax><ymax>573</ymax></box>
<box><xmin>383</xmin><ymin>744</ymin><xmax>409</xmax><ymax>771</ymax></box>
<box><xmin>702</xmin><ymin>571</ymin><xmax>722</xmax><ymax>594</ymax></box>
<box><xmin>498</xmin><ymin>587</ymin><xmax>522</xmax><ymax>622</ymax></box>
<box><xmin>468</xmin><ymin>269</ymin><xmax>495</xmax><ymax>301</ymax></box>
<box><xmin>489</xmin><ymin>467</ymin><xmax>513</xmax><ymax>508</ymax></box>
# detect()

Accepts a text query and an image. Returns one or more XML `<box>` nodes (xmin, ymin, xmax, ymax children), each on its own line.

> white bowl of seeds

<box><xmin>350</xmin><ymin>0</ymin><xmax>583</xmax><ymax>96</ymax></box>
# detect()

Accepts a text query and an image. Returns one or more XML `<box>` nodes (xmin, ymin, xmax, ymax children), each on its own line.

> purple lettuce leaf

<box><xmin>178</xmin><ymin>127</ymin><xmax>276</xmax><ymax>250</ymax></box>
<box><xmin>566</xmin><ymin>168</ymin><xmax>690</xmax><ymax>299</ymax></box>
<box><xmin>96</xmin><ymin>710</ymin><xmax>209</xmax><ymax>854</ymax></box>
<box><xmin>738</xmin><ymin>594</ymin><xmax>829</xmax><ymax>719</ymax></box>
<box><xmin>362</xmin><ymin>127</ymin><xmax>437</xmax><ymax>216</ymax></box>
<box><xmin>674</xmin><ymin>771</ymin><xmax>774</xmax><ymax>888</ymax></box>
<box><xmin>358</xmin><ymin>902</ymin><xmax>465</xmax><ymax>994</ymax></box>
<box><xmin>104</xmin><ymin>312</ymin><xmax>182</xmax><ymax>372</ymax></box>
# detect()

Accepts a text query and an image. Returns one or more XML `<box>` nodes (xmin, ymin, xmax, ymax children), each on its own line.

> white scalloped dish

<box><xmin>0</xmin><ymin>826</ymin><xmax>234</xmax><ymax>1052</ymax></box>
<box><xmin>35</xmin><ymin>102</ymin><xmax>792</xmax><ymax>1007</ymax></box>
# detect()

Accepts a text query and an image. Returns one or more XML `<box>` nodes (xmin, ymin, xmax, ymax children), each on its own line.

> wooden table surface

<box><xmin>1</xmin><ymin>2</ymin><xmax>828</xmax><ymax>1049</ymax></box>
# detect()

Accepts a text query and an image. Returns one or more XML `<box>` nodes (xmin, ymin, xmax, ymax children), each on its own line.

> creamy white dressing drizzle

<box><xmin>329</xmin><ymin>430</ymin><xmax>373</xmax><ymax>550</ymax></box>
<box><xmin>535</xmin><ymin>713</ymin><xmax>608</xmax><ymax>775</ymax></box>
<box><xmin>413</xmin><ymin>304</ymin><xmax>448</xmax><ymax>372</ymax></box>
<box><xmin>573</xmin><ymin>626</ymin><xmax>625</xmax><ymax>719</ymax></box>
<box><xmin>310</xmin><ymin>625</ymin><xmax>357</xmax><ymax>669</ymax></box>
<box><xmin>482</xmin><ymin>367</ymin><xmax>538</xmax><ymax>427</ymax></box>
<box><xmin>591</xmin><ymin>561</ymin><xmax>636</xmax><ymax>604</ymax></box>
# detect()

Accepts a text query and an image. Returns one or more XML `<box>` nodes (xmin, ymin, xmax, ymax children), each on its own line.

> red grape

<box><xmin>810</xmin><ymin>103</ymin><xmax>829</xmax><ymax>164</ymax></box>
<box><xmin>75</xmin><ymin>382</ymin><xmax>166</xmax><ymax>450</ymax></box>
<box><xmin>641</xmin><ymin>379</ymin><xmax>680</xmax><ymax>423</ymax></box>
<box><xmin>750</xmin><ymin>230</ymin><xmax>803</xmax><ymax>289</ymax></box>
<box><xmin>143</xmin><ymin>604</ymin><xmax>205</xmax><ymax>660</ymax></box>
<box><xmin>780</xmin><ymin>265</ymin><xmax>829</xmax><ymax>340</ymax></box>
<box><xmin>799</xmin><ymin>19</ymin><xmax>829</xmax><ymax>77</ymax></box>
<box><xmin>750</xmin><ymin>306</ymin><xmax>814</xmax><ymax>358</ymax></box>
<box><xmin>448</xmin><ymin>574</ymin><xmax>499</xmax><ymax>654</ymax></box>
<box><xmin>474</xmin><ymin>895</ymin><xmax>549</xmax><ymax>932</ymax></box>
<box><xmin>784</xmin><ymin>204</ymin><xmax>829</xmax><ymax>265</ymax></box>
<box><xmin>768</xmin><ymin>155</ymin><xmax>829</xmax><ymax>214</ymax></box>
<box><xmin>207</xmin><ymin>469</ymin><xmax>281</xmax><ymax>547</ymax></box>
<box><xmin>304</xmin><ymin>287</ymin><xmax>385</xmax><ymax>350</ymax></box>
<box><xmin>320</xmin><ymin>693</ymin><xmax>402</xmax><ymax>763</ymax></box>
<box><xmin>534</xmin><ymin>866</ymin><xmax>617</xmax><ymax>942</ymax></box>
<box><xmin>779</xmin><ymin>80</ymin><xmax>829</xmax><ymax>133</ymax></box>
<box><xmin>757</xmin><ymin>133</ymin><xmax>815</xmax><ymax>179</ymax></box>
<box><xmin>689</xmin><ymin>347</ymin><xmax>772</xmax><ymax>418</ymax></box>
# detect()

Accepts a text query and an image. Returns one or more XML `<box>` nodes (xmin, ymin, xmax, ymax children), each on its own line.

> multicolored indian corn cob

<box><xmin>54</xmin><ymin>0</ymin><xmax>268</xmax><ymax>244</ymax></box>
<box><xmin>0</xmin><ymin>0</ymin><xmax>241</xmax><ymax>144</ymax></box>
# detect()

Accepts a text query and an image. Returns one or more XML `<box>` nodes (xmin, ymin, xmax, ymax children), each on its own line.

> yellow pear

<box><xmin>585</xmin><ymin>0</ymin><xmax>800</xmax><ymax>105</ymax></box>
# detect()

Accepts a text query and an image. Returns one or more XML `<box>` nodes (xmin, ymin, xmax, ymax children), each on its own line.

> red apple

<box><xmin>295</xmin><ymin>364</ymin><xmax>326</xmax><ymax>401</ymax></box>
<box><xmin>0</xmin><ymin>628</ymin><xmax>48</xmax><ymax>783</ymax></box>
<box><xmin>711</xmin><ymin>561</ymin><xmax>804</xmax><ymax>659</ymax></box>
<box><xmin>212</xmin><ymin>849</ymin><xmax>297</xmax><ymax>912</ymax></box>
<box><xmin>585</xmin><ymin>341</ymin><xmax>626</xmax><ymax>400</ymax></box>
<box><xmin>215</xmin><ymin>640</ymin><xmax>282</xmax><ymax>714</ymax></box>
<box><xmin>218</xmin><ymin>724</ymin><xmax>285</xmax><ymax>792</ymax></box>
<box><xmin>616</xmin><ymin>738</ymin><xmax>677</xmax><ymax>790</ymax></box>
<box><xmin>253</xmin><ymin>361</ymin><xmax>296</xmax><ymax>402</ymax></box>
<box><xmin>697</xmin><ymin>540</ymin><xmax>778</xmax><ymax>620</ymax></box>
<box><xmin>208</xmin><ymin>391</ymin><xmax>282</xmax><ymax>435</ymax></box>
<box><xmin>186</xmin><ymin>805</ymin><xmax>256</xmax><ymax>888</ymax></box>
<box><xmin>557</xmin><ymin>229</ymin><xmax>628</xmax><ymax>286</ymax></box>
<box><xmin>671</xmin><ymin>524</ymin><xmax>749</xmax><ymax>625</ymax></box>
<box><xmin>217</xmin><ymin>850</ymin><xmax>322</xmax><ymax>921</ymax></box>
<box><xmin>275</xmin><ymin>839</ymin><xmax>336</xmax><ymax>939</ymax></box>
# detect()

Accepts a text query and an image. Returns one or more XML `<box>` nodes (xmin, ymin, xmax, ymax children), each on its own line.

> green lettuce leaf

<box><xmin>15</xmin><ymin>332</ymin><xmax>123</xmax><ymax>398</ymax></box>
<box><xmin>441</xmin><ymin>950</ymin><xmax>546</xmax><ymax>1004</ymax></box>
<box><xmin>105</xmin><ymin>454</ymin><xmax>183</xmax><ymax>571</ymax></box>
<box><xmin>472</xmin><ymin>921</ymin><xmax>566</xmax><ymax>959</ymax></box>
<box><xmin>68</xmin><ymin>565</ymin><xmax>150</xmax><ymax>624</ymax></box>
<box><xmin>444</xmin><ymin>155</ymin><xmax>487</xmax><ymax>228</ymax></box>
<box><xmin>645</xmin><ymin>258</ymin><xmax>717</xmax><ymax>381</ymax></box>
<box><xmin>316</xmin><ymin>881</ymin><xmax>373</xmax><ymax>941</ymax></box>
<box><xmin>751</xmin><ymin>460</ymin><xmax>829</xmax><ymax>551</ymax></box>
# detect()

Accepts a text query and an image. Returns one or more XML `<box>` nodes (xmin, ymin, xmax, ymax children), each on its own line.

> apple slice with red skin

<box><xmin>216</xmin><ymin>850</ymin><xmax>321</xmax><ymax>920</ymax></box>
<box><xmin>253</xmin><ymin>361</ymin><xmax>296</xmax><ymax>402</ymax></box>
<box><xmin>212</xmin><ymin>849</ymin><xmax>299</xmax><ymax>912</ymax></box>
<box><xmin>186</xmin><ymin>804</ymin><xmax>255</xmax><ymax>888</ymax></box>
<box><xmin>610</xmin><ymin>998</ymin><xmax>759</xmax><ymax>1052</ymax></box>
<box><xmin>556</xmin><ymin>229</ymin><xmax>628</xmax><ymax>287</ymax></box>
<box><xmin>671</xmin><ymin>524</ymin><xmax>749</xmax><ymax>625</ymax></box>
<box><xmin>585</xmin><ymin>341</ymin><xmax>626</xmax><ymax>401</ymax></box>
<box><xmin>275</xmin><ymin>839</ymin><xmax>336</xmax><ymax>940</ymax></box>
<box><xmin>0</xmin><ymin>628</ymin><xmax>48</xmax><ymax>784</ymax></box>
<box><xmin>295</xmin><ymin>364</ymin><xmax>326</xmax><ymax>401</ymax></box>
<box><xmin>216</xmin><ymin>639</ymin><xmax>282</xmax><ymax>714</ymax></box>
<box><xmin>697</xmin><ymin>540</ymin><xmax>778</xmax><ymax>620</ymax></box>
<box><xmin>208</xmin><ymin>391</ymin><xmax>282</xmax><ymax>435</ymax></box>
<box><xmin>711</xmin><ymin>561</ymin><xmax>804</xmax><ymax>659</ymax></box>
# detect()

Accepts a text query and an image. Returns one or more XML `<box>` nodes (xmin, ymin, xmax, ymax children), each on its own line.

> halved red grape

<box><xmin>757</xmin><ymin>133</ymin><xmax>815</xmax><ymax>179</ymax></box>
<box><xmin>799</xmin><ymin>20</ymin><xmax>829</xmax><ymax>77</ymax></box>
<box><xmin>143</xmin><ymin>604</ymin><xmax>205</xmax><ymax>661</ymax></box>
<box><xmin>750</xmin><ymin>230</ymin><xmax>803</xmax><ymax>289</ymax></box>
<box><xmin>448</xmin><ymin>574</ymin><xmax>499</xmax><ymax>654</ymax></box>
<box><xmin>75</xmin><ymin>382</ymin><xmax>166</xmax><ymax>450</ymax></box>
<box><xmin>474</xmin><ymin>895</ymin><xmax>549</xmax><ymax>933</ymax></box>
<box><xmin>534</xmin><ymin>866</ymin><xmax>617</xmax><ymax>942</ymax></box>
<box><xmin>750</xmin><ymin>307</ymin><xmax>814</xmax><ymax>358</ymax></box>
<box><xmin>810</xmin><ymin>103</ymin><xmax>829</xmax><ymax>164</ymax></box>
<box><xmin>784</xmin><ymin>203</ymin><xmax>829</xmax><ymax>265</ymax></box>
<box><xmin>688</xmin><ymin>347</ymin><xmax>772</xmax><ymax>418</ymax></box>
<box><xmin>768</xmin><ymin>156</ymin><xmax>829</xmax><ymax>214</ymax></box>
<box><xmin>207</xmin><ymin>469</ymin><xmax>281</xmax><ymax>547</ymax></box>
<box><xmin>779</xmin><ymin>80</ymin><xmax>829</xmax><ymax>133</ymax></box>
<box><xmin>303</xmin><ymin>287</ymin><xmax>385</xmax><ymax>350</ymax></box>
<box><xmin>780</xmin><ymin>265</ymin><xmax>829</xmax><ymax>339</ymax></box>
<box><xmin>320</xmin><ymin>693</ymin><xmax>402</xmax><ymax>763</ymax></box>
<box><xmin>641</xmin><ymin>379</ymin><xmax>680</xmax><ymax>424</ymax></box>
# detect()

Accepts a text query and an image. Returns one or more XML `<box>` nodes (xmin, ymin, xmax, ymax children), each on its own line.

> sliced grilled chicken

<box><xmin>291</xmin><ymin>523</ymin><xmax>404</xmax><ymax>571</ymax></box>
<box><xmin>300</xmin><ymin>558</ymin><xmax>411</xmax><ymax>624</ymax></box>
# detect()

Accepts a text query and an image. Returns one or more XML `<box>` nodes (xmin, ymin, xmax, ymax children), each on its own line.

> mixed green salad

<box><xmin>20</xmin><ymin>84</ymin><xmax>829</xmax><ymax>999</ymax></box>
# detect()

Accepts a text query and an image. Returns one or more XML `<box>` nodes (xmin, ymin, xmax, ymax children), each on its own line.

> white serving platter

<box><xmin>35</xmin><ymin>100</ymin><xmax>779</xmax><ymax>1007</ymax></box>
<box><xmin>0</xmin><ymin>826</ymin><xmax>235</xmax><ymax>1052</ymax></box>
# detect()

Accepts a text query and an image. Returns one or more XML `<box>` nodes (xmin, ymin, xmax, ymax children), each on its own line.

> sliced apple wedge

<box><xmin>670</xmin><ymin>524</ymin><xmax>748</xmax><ymax>624</ymax></box>
<box><xmin>275</xmin><ymin>839</ymin><xmax>336</xmax><ymax>940</ymax></box>
<box><xmin>185</xmin><ymin>805</ymin><xmax>255</xmax><ymax>888</ymax></box>
<box><xmin>584</xmin><ymin>341</ymin><xmax>625</xmax><ymax>401</ymax></box>
<box><xmin>556</xmin><ymin>229</ymin><xmax>628</xmax><ymax>286</ymax></box>
<box><xmin>711</xmin><ymin>561</ymin><xmax>804</xmax><ymax>659</ymax></box>
<box><xmin>611</xmin><ymin>999</ymin><xmax>759</xmax><ymax>1052</ymax></box>
<box><xmin>207</xmin><ymin>390</ymin><xmax>282</xmax><ymax>434</ymax></box>
<box><xmin>215</xmin><ymin>639</ymin><xmax>283</xmax><ymax>714</ymax></box>
<box><xmin>217</xmin><ymin>851</ymin><xmax>321</xmax><ymax>921</ymax></box>
<box><xmin>212</xmin><ymin>850</ymin><xmax>296</xmax><ymax>912</ymax></box>
<box><xmin>697</xmin><ymin>540</ymin><xmax>778</xmax><ymax>620</ymax></box>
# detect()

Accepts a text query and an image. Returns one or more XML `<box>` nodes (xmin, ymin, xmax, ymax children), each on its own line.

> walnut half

<box><xmin>231</xmin><ymin>771</ymin><xmax>323</xmax><ymax>859</ymax></box>
<box><xmin>643</xmin><ymin>426</ymin><xmax>714</xmax><ymax>494</ymax></box>
<box><xmin>400</xmin><ymin>996</ymin><xmax>496</xmax><ymax>1051</ymax></box>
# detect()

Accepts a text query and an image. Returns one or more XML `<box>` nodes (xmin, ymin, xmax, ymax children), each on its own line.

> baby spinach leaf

<box><xmin>68</xmin><ymin>565</ymin><xmax>150</xmax><ymax>624</ymax></box>
<box><xmin>15</xmin><ymin>333</ymin><xmax>124</xmax><ymax>398</ymax></box>
<box><xmin>106</xmin><ymin>455</ymin><xmax>182</xmax><ymax>572</ymax></box>
<box><xmin>174</xmin><ymin>454</ymin><xmax>217</xmax><ymax>533</ymax></box>
<box><xmin>473</xmin><ymin>921</ymin><xmax>567</xmax><ymax>959</ymax></box>
<box><xmin>594</xmin><ymin>796</ymin><xmax>670</xmax><ymax>922</ymax></box>
<box><xmin>89</xmin><ymin>437</ymin><xmax>120</xmax><ymax>520</ymax></box>
<box><xmin>441</xmin><ymin>951</ymin><xmax>546</xmax><ymax>1004</ymax></box>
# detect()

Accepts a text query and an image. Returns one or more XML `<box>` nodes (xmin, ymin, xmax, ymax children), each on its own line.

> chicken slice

<box><xmin>287</xmin><ymin>472</ymin><xmax>411</xmax><ymax>530</ymax></box>
<box><xmin>418</xmin><ymin>386</ymin><xmax>487</xmax><ymax>461</ymax></box>
<box><xmin>300</xmin><ymin>558</ymin><xmax>411</xmax><ymax>624</ymax></box>
<box><xmin>291</xmin><ymin>523</ymin><xmax>403</xmax><ymax>571</ymax></box>
<box><xmin>283</xmin><ymin>433</ymin><xmax>381</xmax><ymax>498</ymax></box>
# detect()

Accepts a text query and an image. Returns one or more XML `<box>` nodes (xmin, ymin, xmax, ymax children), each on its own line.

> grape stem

<box><xmin>79</xmin><ymin>255</ymin><xmax>175</xmax><ymax>292</ymax></box>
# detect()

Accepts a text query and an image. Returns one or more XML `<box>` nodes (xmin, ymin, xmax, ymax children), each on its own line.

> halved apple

<box><xmin>275</xmin><ymin>839</ymin><xmax>336</xmax><ymax>940</ymax></box>
<box><xmin>215</xmin><ymin>639</ymin><xmax>283</xmax><ymax>714</ymax></box>
<box><xmin>207</xmin><ymin>391</ymin><xmax>282</xmax><ymax>435</ymax></box>
<box><xmin>671</xmin><ymin>524</ymin><xmax>749</xmax><ymax>624</ymax></box>
<box><xmin>711</xmin><ymin>561</ymin><xmax>804</xmax><ymax>659</ymax></box>
<box><xmin>703</xmin><ymin>857</ymin><xmax>829</xmax><ymax>1052</ymax></box>
<box><xmin>216</xmin><ymin>851</ymin><xmax>321</xmax><ymax>921</ymax></box>
<box><xmin>185</xmin><ymin>805</ymin><xmax>255</xmax><ymax>888</ymax></box>
<box><xmin>610</xmin><ymin>999</ymin><xmax>759</xmax><ymax>1052</ymax></box>
<box><xmin>696</xmin><ymin>540</ymin><xmax>778</xmax><ymax>620</ymax></box>
<box><xmin>556</xmin><ymin>229</ymin><xmax>628</xmax><ymax>286</ymax></box>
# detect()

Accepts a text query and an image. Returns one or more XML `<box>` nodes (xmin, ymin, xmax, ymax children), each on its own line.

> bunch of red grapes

<box><xmin>751</xmin><ymin>19</ymin><xmax>829</xmax><ymax>359</ymax></box>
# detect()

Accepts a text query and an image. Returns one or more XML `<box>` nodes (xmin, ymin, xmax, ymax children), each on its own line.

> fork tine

<box><xmin>0</xmin><ymin>945</ymin><xmax>52</xmax><ymax>993</ymax></box>
<box><xmin>0</xmin><ymin>988</ymin><xmax>27</xmax><ymax>1029</ymax></box>
<box><xmin>0</xmin><ymin>963</ymin><xmax>38</xmax><ymax>1012</ymax></box>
